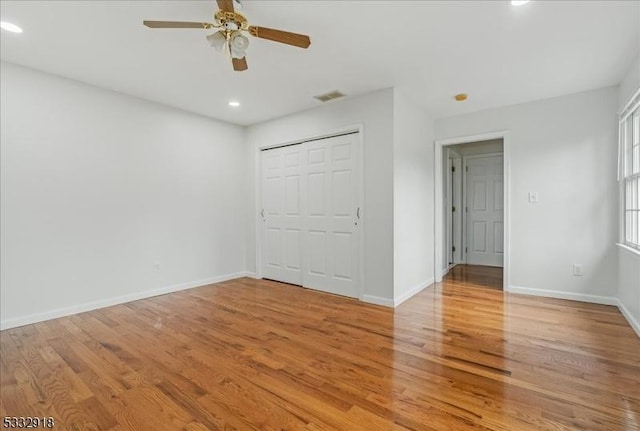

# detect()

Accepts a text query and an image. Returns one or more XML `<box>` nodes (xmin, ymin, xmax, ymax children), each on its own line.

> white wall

<box><xmin>246</xmin><ymin>89</ymin><xmax>395</xmax><ymax>304</ymax></box>
<box><xmin>619</xmin><ymin>55</ymin><xmax>639</xmax><ymax>110</ymax></box>
<box><xmin>393</xmin><ymin>91</ymin><xmax>434</xmax><ymax>305</ymax></box>
<box><xmin>0</xmin><ymin>62</ymin><xmax>248</xmax><ymax>329</ymax></box>
<box><xmin>617</xmin><ymin>55</ymin><xmax>640</xmax><ymax>336</ymax></box>
<box><xmin>436</xmin><ymin>87</ymin><xmax>619</xmax><ymax>303</ymax></box>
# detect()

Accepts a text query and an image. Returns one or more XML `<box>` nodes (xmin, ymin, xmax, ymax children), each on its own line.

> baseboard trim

<box><xmin>394</xmin><ymin>278</ymin><xmax>435</xmax><ymax>307</ymax></box>
<box><xmin>0</xmin><ymin>271</ymin><xmax>248</xmax><ymax>330</ymax></box>
<box><xmin>617</xmin><ymin>299</ymin><xmax>640</xmax><ymax>338</ymax></box>
<box><xmin>243</xmin><ymin>271</ymin><xmax>258</xmax><ymax>279</ymax></box>
<box><xmin>361</xmin><ymin>294</ymin><xmax>394</xmax><ymax>308</ymax></box>
<box><xmin>506</xmin><ymin>285</ymin><xmax>618</xmax><ymax>306</ymax></box>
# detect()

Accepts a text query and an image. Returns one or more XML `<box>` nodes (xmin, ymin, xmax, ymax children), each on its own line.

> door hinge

<box><xmin>465</xmin><ymin>247</ymin><xmax>468</xmax><ymax>253</ymax></box>
<box><xmin>465</xmin><ymin>206</ymin><xmax>468</xmax><ymax>213</ymax></box>
<box><xmin>466</xmin><ymin>165</ymin><xmax>468</xmax><ymax>172</ymax></box>
<box><xmin>452</xmin><ymin>246</ymin><xmax>456</xmax><ymax>252</ymax></box>
<box><xmin>452</xmin><ymin>166</ymin><xmax>455</xmax><ymax>172</ymax></box>
<box><xmin>452</xmin><ymin>206</ymin><xmax>456</xmax><ymax>212</ymax></box>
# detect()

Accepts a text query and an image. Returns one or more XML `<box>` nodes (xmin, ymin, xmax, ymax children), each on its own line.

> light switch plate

<box><xmin>528</xmin><ymin>192</ymin><xmax>538</xmax><ymax>203</ymax></box>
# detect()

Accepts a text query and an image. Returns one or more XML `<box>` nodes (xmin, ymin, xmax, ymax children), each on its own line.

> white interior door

<box><xmin>446</xmin><ymin>157</ymin><xmax>453</xmax><ymax>266</ymax></box>
<box><xmin>452</xmin><ymin>158</ymin><xmax>463</xmax><ymax>264</ymax></box>
<box><xmin>466</xmin><ymin>155</ymin><xmax>504</xmax><ymax>267</ymax></box>
<box><xmin>260</xmin><ymin>133</ymin><xmax>360</xmax><ymax>298</ymax></box>
<box><xmin>261</xmin><ymin>145</ymin><xmax>303</xmax><ymax>285</ymax></box>
<box><xmin>302</xmin><ymin>134</ymin><xmax>359</xmax><ymax>298</ymax></box>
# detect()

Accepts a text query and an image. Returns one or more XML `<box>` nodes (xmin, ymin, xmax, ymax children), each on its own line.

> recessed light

<box><xmin>510</xmin><ymin>0</ymin><xmax>530</xmax><ymax>6</ymax></box>
<box><xmin>0</xmin><ymin>21</ymin><xmax>23</xmax><ymax>33</ymax></box>
<box><xmin>454</xmin><ymin>93</ymin><xmax>468</xmax><ymax>102</ymax></box>
<box><xmin>228</xmin><ymin>100</ymin><xmax>240</xmax><ymax>107</ymax></box>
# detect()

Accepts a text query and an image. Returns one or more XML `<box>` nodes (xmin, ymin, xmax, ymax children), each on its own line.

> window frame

<box><xmin>619</xmin><ymin>89</ymin><xmax>640</xmax><ymax>250</ymax></box>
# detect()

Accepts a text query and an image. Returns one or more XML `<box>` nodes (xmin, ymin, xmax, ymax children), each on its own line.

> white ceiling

<box><xmin>1</xmin><ymin>1</ymin><xmax>639</xmax><ymax>126</ymax></box>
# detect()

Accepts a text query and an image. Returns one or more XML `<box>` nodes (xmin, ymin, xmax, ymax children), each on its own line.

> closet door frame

<box><xmin>255</xmin><ymin>124</ymin><xmax>364</xmax><ymax>300</ymax></box>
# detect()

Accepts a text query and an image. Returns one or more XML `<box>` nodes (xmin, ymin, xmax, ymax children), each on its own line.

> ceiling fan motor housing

<box><xmin>215</xmin><ymin>10</ymin><xmax>248</xmax><ymax>31</ymax></box>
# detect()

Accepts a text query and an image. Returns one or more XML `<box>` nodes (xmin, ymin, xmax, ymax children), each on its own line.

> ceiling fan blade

<box><xmin>248</xmin><ymin>26</ymin><xmax>311</xmax><ymax>49</ymax></box>
<box><xmin>143</xmin><ymin>21</ymin><xmax>212</xmax><ymax>29</ymax></box>
<box><xmin>216</xmin><ymin>0</ymin><xmax>234</xmax><ymax>12</ymax></box>
<box><xmin>232</xmin><ymin>57</ymin><xmax>248</xmax><ymax>72</ymax></box>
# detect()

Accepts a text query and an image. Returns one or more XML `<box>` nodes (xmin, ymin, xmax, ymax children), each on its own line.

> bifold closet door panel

<box><xmin>302</xmin><ymin>134</ymin><xmax>359</xmax><ymax>298</ymax></box>
<box><xmin>261</xmin><ymin>145</ymin><xmax>303</xmax><ymax>285</ymax></box>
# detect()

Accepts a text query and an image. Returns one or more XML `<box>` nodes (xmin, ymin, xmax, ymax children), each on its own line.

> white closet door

<box><xmin>466</xmin><ymin>155</ymin><xmax>504</xmax><ymax>267</ymax></box>
<box><xmin>260</xmin><ymin>133</ymin><xmax>360</xmax><ymax>298</ymax></box>
<box><xmin>302</xmin><ymin>134</ymin><xmax>359</xmax><ymax>298</ymax></box>
<box><xmin>261</xmin><ymin>145</ymin><xmax>303</xmax><ymax>285</ymax></box>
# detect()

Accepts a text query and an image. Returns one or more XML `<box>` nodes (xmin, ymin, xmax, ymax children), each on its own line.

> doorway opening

<box><xmin>435</xmin><ymin>132</ymin><xmax>510</xmax><ymax>290</ymax></box>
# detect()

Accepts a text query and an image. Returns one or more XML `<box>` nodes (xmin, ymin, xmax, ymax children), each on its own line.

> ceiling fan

<box><xmin>143</xmin><ymin>0</ymin><xmax>311</xmax><ymax>72</ymax></box>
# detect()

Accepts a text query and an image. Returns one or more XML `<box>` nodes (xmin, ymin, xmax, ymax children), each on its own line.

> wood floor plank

<box><xmin>1</xmin><ymin>264</ymin><xmax>638</xmax><ymax>430</ymax></box>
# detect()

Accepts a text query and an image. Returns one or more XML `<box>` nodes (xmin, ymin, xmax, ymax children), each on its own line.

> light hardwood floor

<box><xmin>1</xmin><ymin>267</ymin><xmax>638</xmax><ymax>430</ymax></box>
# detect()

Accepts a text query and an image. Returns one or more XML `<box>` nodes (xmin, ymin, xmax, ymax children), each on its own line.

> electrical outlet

<box><xmin>572</xmin><ymin>264</ymin><xmax>583</xmax><ymax>276</ymax></box>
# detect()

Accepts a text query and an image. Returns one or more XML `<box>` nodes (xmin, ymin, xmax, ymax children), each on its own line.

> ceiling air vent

<box><xmin>314</xmin><ymin>90</ymin><xmax>346</xmax><ymax>102</ymax></box>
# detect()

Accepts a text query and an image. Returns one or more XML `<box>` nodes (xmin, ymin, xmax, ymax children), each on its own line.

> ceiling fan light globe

<box><xmin>230</xmin><ymin>50</ymin><xmax>246</xmax><ymax>59</ymax></box>
<box><xmin>230</xmin><ymin>44</ymin><xmax>247</xmax><ymax>58</ymax></box>
<box><xmin>230</xmin><ymin>31</ymin><xmax>249</xmax><ymax>51</ymax></box>
<box><xmin>206</xmin><ymin>31</ymin><xmax>226</xmax><ymax>50</ymax></box>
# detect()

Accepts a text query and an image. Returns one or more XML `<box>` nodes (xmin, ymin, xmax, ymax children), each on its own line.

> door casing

<box><xmin>434</xmin><ymin>131</ymin><xmax>511</xmax><ymax>289</ymax></box>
